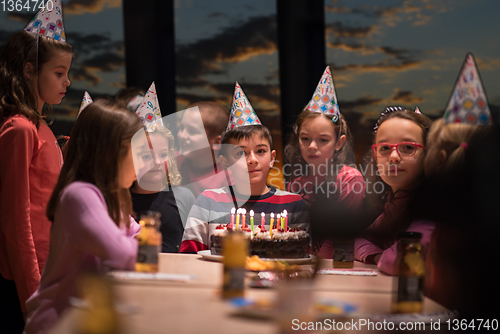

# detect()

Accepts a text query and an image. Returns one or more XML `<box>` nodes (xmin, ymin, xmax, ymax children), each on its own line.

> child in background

<box><xmin>180</xmin><ymin>83</ymin><xmax>308</xmax><ymax>253</ymax></box>
<box><xmin>416</xmin><ymin>119</ymin><xmax>480</xmax><ymax>310</ymax></box>
<box><xmin>416</xmin><ymin>125</ymin><xmax>499</xmax><ymax>319</ymax></box>
<box><xmin>0</xmin><ymin>7</ymin><xmax>73</xmax><ymax>329</ymax></box>
<box><xmin>130</xmin><ymin>84</ymin><xmax>194</xmax><ymax>253</ymax></box>
<box><xmin>285</xmin><ymin>67</ymin><xmax>364</xmax><ymax>258</ymax></box>
<box><xmin>177</xmin><ymin>101</ymin><xmax>230</xmax><ymax>198</ymax></box>
<box><xmin>23</xmin><ymin>99</ymin><xmax>143</xmax><ymax>334</ymax></box>
<box><xmin>355</xmin><ymin>106</ymin><xmax>433</xmax><ymax>272</ymax></box>
<box><xmin>115</xmin><ymin>86</ymin><xmax>146</xmax><ymax>112</ymax></box>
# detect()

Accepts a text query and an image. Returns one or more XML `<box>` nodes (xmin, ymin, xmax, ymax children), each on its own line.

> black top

<box><xmin>131</xmin><ymin>186</ymin><xmax>195</xmax><ymax>253</ymax></box>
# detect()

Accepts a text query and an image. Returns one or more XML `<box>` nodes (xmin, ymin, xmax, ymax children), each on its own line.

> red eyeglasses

<box><xmin>371</xmin><ymin>142</ymin><xmax>426</xmax><ymax>158</ymax></box>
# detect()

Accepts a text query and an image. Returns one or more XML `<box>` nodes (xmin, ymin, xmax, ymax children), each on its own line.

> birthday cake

<box><xmin>210</xmin><ymin>224</ymin><xmax>310</xmax><ymax>259</ymax></box>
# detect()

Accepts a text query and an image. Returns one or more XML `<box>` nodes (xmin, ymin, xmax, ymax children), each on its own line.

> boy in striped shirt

<box><xmin>179</xmin><ymin>124</ymin><xmax>309</xmax><ymax>253</ymax></box>
<box><xmin>180</xmin><ymin>83</ymin><xmax>309</xmax><ymax>253</ymax></box>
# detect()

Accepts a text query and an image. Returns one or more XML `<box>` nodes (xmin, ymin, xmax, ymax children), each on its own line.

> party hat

<box><xmin>24</xmin><ymin>0</ymin><xmax>66</xmax><ymax>42</ymax></box>
<box><xmin>443</xmin><ymin>53</ymin><xmax>493</xmax><ymax>125</ymax></box>
<box><xmin>226</xmin><ymin>82</ymin><xmax>261</xmax><ymax>131</ymax></box>
<box><xmin>77</xmin><ymin>91</ymin><xmax>93</xmax><ymax>117</ymax></box>
<box><xmin>136</xmin><ymin>82</ymin><xmax>164</xmax><ymax>131</ymax></box>
<box><xmin>305</xmin><ymin>66</ymin><xmax>340</xmax><ymax>122</ymax></box>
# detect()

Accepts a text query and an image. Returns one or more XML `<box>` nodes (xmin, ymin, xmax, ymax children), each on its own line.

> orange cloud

<box><xmin>215</xmin><ymin>42</ymin><xmax>277</xmax><ymax>63</ymax></box>
<box><xmin>391</xmin><ymin>89</ymin><xmax>424</xmax><ymax>104</ymax></box>
<box><xmin>63</xmin><ymin>0</ymin><xmax>121</xmax><ymax>15</ymax></box>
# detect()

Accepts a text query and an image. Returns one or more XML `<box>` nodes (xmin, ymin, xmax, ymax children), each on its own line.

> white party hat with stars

<box><xmin>77</xmin><ymin>91</ymin><xmax>93</xmax><ymax>117</ymax></box>
<box><xmin>305</xmin><ymin>66</ymin><xmax>340</xmax><ymax>122</ymax></box>
<box><xmin>24</xmin><ymin>0</ymin><xmax>66</xmax><ymax>42</ymax></box>
<box><xmin>226</xmin><ymin>82</ymin><xmax>261</xmax><ymax>131</ymax></box>
<box><xmin>443</xmin><ymin>53</ymin><xmax>493</xmax><ymax>125</ymax></box>
<box><xmin>136</xmin><ymin>82</ymin><xmax>164</xmax><ymax>131</ymax></box>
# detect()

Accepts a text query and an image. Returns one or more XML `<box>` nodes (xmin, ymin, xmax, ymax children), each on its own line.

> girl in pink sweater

<box><xmin>355</xmin><ymin>107</ymin><xmax>433</xmax><ymax>274</ymax></box>
<box><xmin>23</xmin><ymin>99</ymin><xmax>144</xmax><ymax>334</ymax></box>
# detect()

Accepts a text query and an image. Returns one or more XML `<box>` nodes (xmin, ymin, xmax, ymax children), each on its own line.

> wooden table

<box><xmin>158</xmin><ymin>253</ymin><xmax>393</xmax><ymax>293</ymax></box>
<box><xmin>48</xmin><ymin>253</ymin><xmax>448</xmax><ymax>334</ymax></box>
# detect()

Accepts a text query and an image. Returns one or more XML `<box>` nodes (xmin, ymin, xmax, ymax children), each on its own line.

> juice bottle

<box><xmin>391</xmin><ymin>232</ymin><xmax>425</xmax><ymax>313</ymax></box>
<box><xmin>333</xmin><ymin>238</ymin><xmax>354</xmax><ymax>269</ymax></box>
<box><xmin>135</xmin><ymin>211</ymin><xmax>162</xmax><ymax>273</ymax></box>
<box><xmin>221</xmin><ymin>230</ymin><xmax>248</xmax><ymax>299</ymax></box>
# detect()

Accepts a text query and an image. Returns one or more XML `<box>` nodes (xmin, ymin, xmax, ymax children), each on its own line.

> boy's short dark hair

<box><xmin>187</xmin><ymin>101</ymin><xmax>230</xmax><ymax>139</ymax></box>
<box><xmin>115</xmin><ymin>86</ymin><xmax>146</xmax><ymax>108</ymax></box>
<box><xmin>220</xmin><ymin>124</ymin><xmax>273</xmax><ymax>156</ymax></box>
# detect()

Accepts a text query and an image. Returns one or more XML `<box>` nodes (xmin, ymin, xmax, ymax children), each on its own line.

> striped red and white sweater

<box><xmin>180</xmin><ymin>186</ymin><xmax>309</xmax><ymax>253</ymax></box>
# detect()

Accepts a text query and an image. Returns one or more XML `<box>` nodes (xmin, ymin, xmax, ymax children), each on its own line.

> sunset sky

<box><xmin>1</xmin><ymin>0</ymin><xmax>499</xmax><ymax>163</ymax></box>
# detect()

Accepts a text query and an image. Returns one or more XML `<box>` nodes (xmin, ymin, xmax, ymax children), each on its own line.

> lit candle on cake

<box><xmin>261</xmin><ymin>212</ymin><xmax>265</xmax><ymax>228</ymax></box>
<box><xmin>250</xmin><ymin>210</ymin><xmax>254</xmax><ymax>239</ymax></box>
<box><xmin>283</xmin><ymin>209</ymin><xmax>288</xmax><ymax>230</ymax></box>
<box><xmin>236</xmin><ymin>208</ymin><xmax>240</xmax><ymax>230</ymax></box>
<box><xmin>276</xmin><ymin>213</ymin><xmax>281</xmax><ymax>230</ymax></box>
<box><xmin>241</xmin><ymin>208</ymin><xmax>246</xmax><ymax>228</ymax></box>
<box><xmin>230</xmin><ymin>207</ymin><xmax>235</xmax><ymax>229</ymax></box>
<box><xmin>270</xmin><ymin>213</ymin><xmax>274</xmax><ymax>237</ymax></box>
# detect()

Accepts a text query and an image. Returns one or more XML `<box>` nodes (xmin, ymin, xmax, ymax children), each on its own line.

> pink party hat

<box><xmin>24</xmin><ymin>0</ymin><xmax>66</xmax><ymax>42</ymax></box>
<box><xmin>136</xmin><ymin>82</ymin><xmax>164</xmax><ymax>131</ymax></box>
<box><xmin>443</xmin><ymin>53</ymin><xmax>493</xmax><ymax>125</ymax></box>
<box><xmin>226</xmin><ymin>82</ymin><xmax>262</xmax><ymax>131</ymax></box>
<box><xmin>77</xmin><ymin>91</ymin><xmax>93</xmax><ymax>117</ymax></box>
<box><xmin>305</xmin><ymin>66</ymin><xmax>340</xmax><ymax>122</ymax></box>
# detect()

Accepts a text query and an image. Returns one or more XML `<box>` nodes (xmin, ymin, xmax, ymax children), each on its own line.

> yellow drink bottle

<box><xmin>391</xmin><ymin>232</ymin><xmax>425</xmax><ymax>313</ymax></box>
<box><xmin>135</xmin><ymin>211</ymin><xmax>162</xmax><ymax>273</ymax></box>
<box><xmin>333</xmin><ymin>238</ymin><xmax>355</xmax><ymax>269</ymax></box>
<box><xmin>221</xmin><ymin>230</ymin><xmax>248</xmax><ymax>299</ymax></box>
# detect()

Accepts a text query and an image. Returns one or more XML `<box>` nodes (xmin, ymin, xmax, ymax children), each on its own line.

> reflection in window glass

<box><xmin>174</xmin><ymin>0</ymin><xmax>283</xmax><ymax>189</ymax></box>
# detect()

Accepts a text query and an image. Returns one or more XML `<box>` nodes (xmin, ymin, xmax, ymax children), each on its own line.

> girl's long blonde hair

<box><xmin>149</xmin><ymin>127</ymin><xmax>182</xmax><ymax>186</ymax></box>
<box><xmin>425</xmin><ymin>119</ymin><xmax>481</xmax><ymax>175</ymax></box>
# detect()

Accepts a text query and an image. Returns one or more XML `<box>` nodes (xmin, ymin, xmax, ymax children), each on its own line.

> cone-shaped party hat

<box><xmin>226</xmin><ymin>82</ymin><xmax>262</xmax><ymax>131</ymax></box>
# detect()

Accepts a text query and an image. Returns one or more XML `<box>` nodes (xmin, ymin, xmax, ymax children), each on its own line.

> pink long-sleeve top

<box><xmin>354</xmin><ymin>189</ymin><xmax>435</xmax><ymax>275</ymax></box>
<box><xmin>287</xmin><ymin>165</ymin><xmax>366</xmax><ymax>258</ymax></box>
<box><xmin>0</xmin><ymin>115</ymin><xmax>63</xmax><ymax>312</ymax></box>
<box><xmin>23</xmin><ymin>182</ymin><xmax>140</xmax><ymax>334</ymax></box>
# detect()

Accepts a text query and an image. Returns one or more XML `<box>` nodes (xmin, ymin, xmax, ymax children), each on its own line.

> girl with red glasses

<box><xmin>355</xmin><ymin>106</ymin><xmax>433</xmax><ymax>274</ymax></box>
